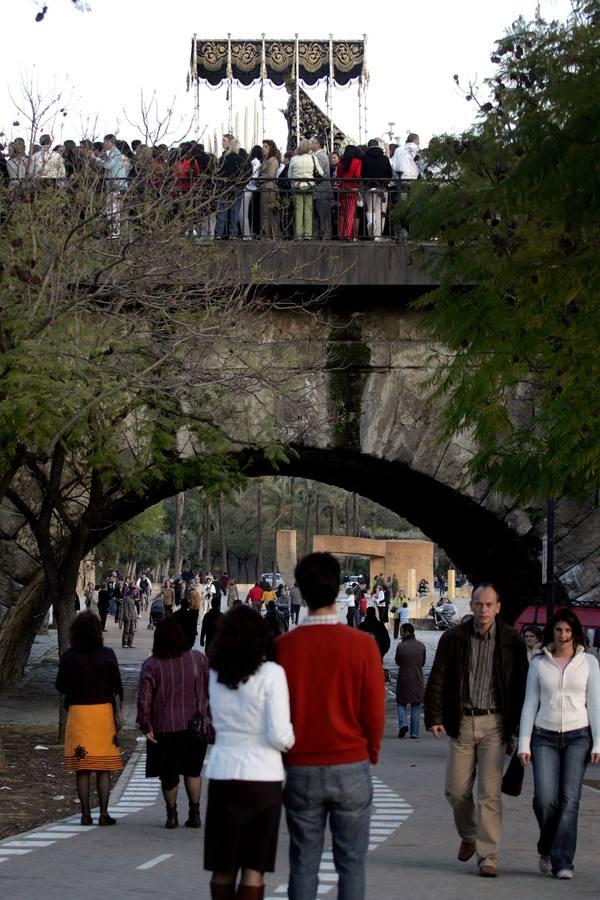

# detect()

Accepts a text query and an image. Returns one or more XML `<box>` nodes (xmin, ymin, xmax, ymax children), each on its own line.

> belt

<box><xmin>464</xmin><ymin>707</ymin><xmax>498</xmax><ymax>716</ymax></box>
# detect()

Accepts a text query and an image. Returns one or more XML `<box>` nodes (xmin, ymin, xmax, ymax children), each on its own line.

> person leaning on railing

<box><xmin>360</xmin><ymin>139</ymin><xmax>393</xmax><ymax>240</ymax></box>
<box><xmin>259</xmin><ymin>139</ymin><xmax>281</xmax><ymax>238</ymax></box>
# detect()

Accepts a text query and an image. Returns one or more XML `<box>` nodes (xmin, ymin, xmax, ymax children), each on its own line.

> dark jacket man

<box><xmin>360</xmin><ymin>144</ymin><xmax>392</xmax><ymax>188</ymax></box>
<box><xmin>424</xmin><ymin>617</ymin><xmax>528</xmax><ymax>742</ymax></box>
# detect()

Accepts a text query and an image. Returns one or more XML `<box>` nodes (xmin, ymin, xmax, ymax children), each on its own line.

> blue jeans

<box><xmin>531</xmin><ymin>726</ymin><xmax>592</xmax><ymax>873</ymax></box>
<box><xmin>397</xmin><ymin>703</ymin><xmax>421</xmax><ymax>737</ymax></box>
<box><xmin>284</xmin><ymin>760</ymin><xmax>373</xmax><ymax>900</ymax></box>
<box><xmin>215</xmin><ymin>195</ymin><xmax>242</xmax><ymax>238</ymax></box>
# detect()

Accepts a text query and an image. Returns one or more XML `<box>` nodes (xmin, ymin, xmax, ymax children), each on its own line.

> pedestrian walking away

<box><xmin>518</xmin><ymin>608</ymin><xmax>600</xmax><ymax>880</ymax></box>
<box><xmin>137</xmin><ymin>617</ymin><xmax>211</xmax><ymax>830</ymax></box>
<box><xmin>276</xmin><ymin>552</ymin><xmax>385</xmax><ymax>900</ymax></box>
<box><xmin>55</xmin><ymin>611</ymin><xmax>123</xmax><ymax>826</ymax></box>
<box><xmin>204</xmin><ymin>604</ymin><xmax>294</xmax><ymax>900</ymax></box>
<box><xmin>424</xmin><ymin>582</ymin><xmax>528</xmax><ymax>878</ymax></box>
<box><xmin>395</xmin><ymin>623</ymin><xmax>426</xmax><ymax>738</ymax></box>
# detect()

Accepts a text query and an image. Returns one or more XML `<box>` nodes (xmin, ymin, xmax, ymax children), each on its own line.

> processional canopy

<box><xmin>189</xmin><ymin>38</ymin><xmax>366</xmax><ymax>87</ymax></box>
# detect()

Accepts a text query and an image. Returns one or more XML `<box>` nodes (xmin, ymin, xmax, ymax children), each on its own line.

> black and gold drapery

<box><xmin>190</xmin><ymin>38</ymin><xmax>365</xmax><ymax>87</ymax></box>
<box><xmin>283</xmin><ymin>87</ymin><xmax>347</xmax><ymax>153</ymax></box>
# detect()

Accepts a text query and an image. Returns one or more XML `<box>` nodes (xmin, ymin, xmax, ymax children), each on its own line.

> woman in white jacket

<box><xmin>518</xmin><ymin>609</ymin><xmax>600</xmax><ymax>880</ymax></box>
<box><xmin>287</xmin><ymin>139</ymin><xmax>323</xmax><ymax>240</ymax></box>
<box><xmin>204</xmin><ymin>604</ymin><xmax>294</xmax><ymax>900</ymax></box>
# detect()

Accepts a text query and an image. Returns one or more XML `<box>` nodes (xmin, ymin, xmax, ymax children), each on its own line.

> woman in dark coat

<box><xmin>395</xmin><ymin>623</ymin><xmax>426</xmax><ymax>738</ymax></box>
<box><xmin>56</xmin><ymin>611</ymin><xmax>123</xmax><ymax>825</ymax></box>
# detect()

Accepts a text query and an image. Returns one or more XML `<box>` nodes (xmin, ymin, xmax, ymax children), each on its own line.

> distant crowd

<box><xmin>1</xmin><ymin>130</ymin><xmax>425</xmax><ymax>240</ymax></box>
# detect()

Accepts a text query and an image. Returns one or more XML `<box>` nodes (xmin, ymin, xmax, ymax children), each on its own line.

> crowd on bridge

<box><xmin>55</xmin><ymin>552</ymin><xmax>600</xmax><ymax>898</ymax></box>
<box><xmin>1</xmin><ymin>129</ymin><xmax>425</xmax><ymax>241</ymax></box>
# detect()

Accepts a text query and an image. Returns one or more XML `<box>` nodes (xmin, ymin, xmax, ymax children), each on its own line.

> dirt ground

<box><xmin>0</xmin><ymin>725</ymin><xmax>139</xmax><ymax>839</ymax></box>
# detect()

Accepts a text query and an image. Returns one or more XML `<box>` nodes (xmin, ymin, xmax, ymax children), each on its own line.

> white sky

<box><xmin>2</xmin><ymin>0</ymin><xmax>571</xmax><ymax>152</ymax></box>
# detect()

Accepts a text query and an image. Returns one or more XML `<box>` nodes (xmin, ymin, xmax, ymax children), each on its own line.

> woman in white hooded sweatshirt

<box><xmin>518</xmin><ymin>608</ymin><xmax>600</xmax><ymax>880</ymax></box>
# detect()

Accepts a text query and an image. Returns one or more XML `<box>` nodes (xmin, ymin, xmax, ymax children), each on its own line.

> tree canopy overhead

<box><xmin>408</xmin><ymin>0</ymin><xmax>599</xmax><ymax>503</ymax></box>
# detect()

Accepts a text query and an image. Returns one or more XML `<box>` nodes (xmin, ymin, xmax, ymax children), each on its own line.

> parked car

<box><xmin>260</xmin><ymin>572</ymin><xmax>284</xmax><ymax>587</ymax></box>
<box><xmin>343</xmin><ymin>574</ymin><xmax>364</xmax><ymax>585</ymax></box>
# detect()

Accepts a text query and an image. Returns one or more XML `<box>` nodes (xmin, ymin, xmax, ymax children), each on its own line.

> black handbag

<box><xmin>187</xmin><ymin>653</ymin><xmax>215</xmax><ymax>744</ymax></box>
<box><xmin>187</xmin><ymin>710</ymin><xmax>215</xmax><ymax>744</ymax></box>
<box><xmin>501</xmin><ymin>750</ymin><xmax>524</xmax><ymax>796</ymax></box>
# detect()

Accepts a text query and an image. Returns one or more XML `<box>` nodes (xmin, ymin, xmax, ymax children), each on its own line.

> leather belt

<box><xmin>464</xmin><ymin>707</ymin><xmax>498</xmax><ymax>716</ymax></box>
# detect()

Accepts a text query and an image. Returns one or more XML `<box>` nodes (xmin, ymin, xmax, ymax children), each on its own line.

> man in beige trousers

<box><xmin>424</xmin><ymin>584</ymin><xmax>528</xmax><ymax>877</ymax></box>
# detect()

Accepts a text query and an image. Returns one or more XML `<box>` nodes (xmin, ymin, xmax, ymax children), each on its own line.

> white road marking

<box><xmin>136</xmin><ymin>853</ymin><xmax>174</xmax><ymax>870</ymax></box>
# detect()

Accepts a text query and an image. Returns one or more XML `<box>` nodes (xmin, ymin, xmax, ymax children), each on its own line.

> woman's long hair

<box><xmin>70</xmin><ymin>611</ymin><xmax>103</xmax><ymax>652</ymax></box>
<box><xmin>249</xmin><ymin>145</ymin><xmax>264</xmax><ymax>162</ymax></box>
<box><xmin>542</xmin><ymin>608</ymin><xmax>587</xmax><ymax>650</ymax></box>
<box><xmin>208</xmin><ymin>604</ymin><xmax>275</xmax><ymax>689</ymax></box>
<box><xmin>263</xmin><ymin>139</ymin><xmax>281</xmax><ymax>163</ymax></box>
<box><xmin>338</xmin><ymin>144</ymin><xmax>358</xmax><ymax>174</ymax></box>
<box><xmin>152</xmin><ymin>617</ymin><xmax>187</xmax><ymax>659</ymax></box>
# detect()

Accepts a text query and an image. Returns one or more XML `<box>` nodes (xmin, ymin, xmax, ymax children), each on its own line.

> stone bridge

<box><xmin>1</xmin><ymin>242</ymin><xmax>598</xmax><ymax>682</ymax></box>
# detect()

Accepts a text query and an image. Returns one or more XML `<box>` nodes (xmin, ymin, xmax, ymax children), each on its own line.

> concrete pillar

<box><xmin>277</xmin><ymin>529</ymin><xmax>297</xmax><ymax>588</ymax></box>
<box><xmin>447</xmin><ymin>569</ymin><xmax>456</xmax><ymax>600</ymax></box>
<box><xmin>407</xmin><ymin>567</ymin><xmax>416</xmax><ymax>599</ymax></box>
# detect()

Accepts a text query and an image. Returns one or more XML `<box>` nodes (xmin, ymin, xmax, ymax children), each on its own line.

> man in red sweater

<box><xmin>276</xmin><ymin>552</ymin><xmax>385</xmax><ymax>900</ymax></box>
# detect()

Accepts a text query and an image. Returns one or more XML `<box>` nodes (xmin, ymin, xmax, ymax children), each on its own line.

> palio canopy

<box><xmin>190</xmin><ymin>38</ymin><xmax>366</xmax><ymax>87</ymax></box>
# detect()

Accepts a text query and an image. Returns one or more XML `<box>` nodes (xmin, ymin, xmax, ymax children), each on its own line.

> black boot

<box><xmin>165</xmin><ymin>804</ymin><xmax>178</xmax><ymax>829</ymax></box>
<box><xmin>210</xmin><ymin>885</ymin><xmax>235</xmax><ymax>900</ymax></box>
<box><xmin>185</xmin><ymin>801</ymin><xmax>201</xmax><ymax>828</ymax></box>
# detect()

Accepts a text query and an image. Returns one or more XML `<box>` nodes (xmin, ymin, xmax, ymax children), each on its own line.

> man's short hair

<box><xmin>471</xmin><ymin>582</ymin><xmax>500</xmax><ymax>603</ymax></box>
<box><xmin>104</xmin><ymin>133</ymin><xmax>116</xmax><ymax>144</ymax></box>
<box><xmin>39</xmin><ymin>134</ymin><xmax>51</xmax><ymax>146</ymax></box>
<box><xmin>294</xmin><ymin>552</ymin><xmax>340</xmax><ymax>610</ymax></box>
<box><xmin>400</xmin><ymin>623</ymin><xmax>414</xmax><ymax>637</ymax></box>
<box><xmin>312</xmin><ymin>134</ymin><xmax>325</xmax><ymax>148</ymax></box>
<box><xmin>367</xmin><ymin>138</ymin><xmax>380</xmax><ymax>148</ymax></box>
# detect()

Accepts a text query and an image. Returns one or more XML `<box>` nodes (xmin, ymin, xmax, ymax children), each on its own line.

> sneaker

<box><xmin>538</xmin><ymin>855</ymin><xmax>552</xmax><ymax>874</ymax></box>
<box><xmin>555</xmin><ymin>870</ymin><xmax>574</xmax><ymax>880</ymax></box>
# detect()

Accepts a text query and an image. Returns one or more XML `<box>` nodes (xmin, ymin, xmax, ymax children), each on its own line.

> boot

<box><xmin>236</xmin><ymin>887</ymin><xmax>264</xmax><ymax>900</ymax></box>
<box><xmin>185</xmin><ymin>801</ymin><xmax>201</xmax><ymax>828</ymax></box>
<box><xmin>165</xmin><ymin>804</ymin><xmax>178</xmax><ymax>829</ymax></box>
<box><xmin>210</xmin><ymin>885</ymin><xmax>236</xmax><ymax>900</ymax></box>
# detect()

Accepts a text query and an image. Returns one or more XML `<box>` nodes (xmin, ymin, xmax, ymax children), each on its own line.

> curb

<box><xmin>110</xmin><ymin>740</ymin><xmax>145</xmax><ymax>804</ymax></box>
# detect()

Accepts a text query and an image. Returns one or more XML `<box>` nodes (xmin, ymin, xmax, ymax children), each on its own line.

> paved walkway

<box><xmin>1</xmin><ymin>612</ymin><xmax>599</xmax><ymax>898</ymax></box>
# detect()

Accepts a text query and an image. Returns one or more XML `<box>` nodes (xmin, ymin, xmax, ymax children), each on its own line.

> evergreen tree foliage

<box><xmin>407</xmin><ymin>1</ymin><xmax>600</xmax><ymax>502</ymax></box>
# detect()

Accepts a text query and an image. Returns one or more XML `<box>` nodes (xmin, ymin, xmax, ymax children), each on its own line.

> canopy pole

<box><xmin>328</xmin><ymin>34</ymin><xmax>334</xmax><ymax>152</ymax></box>
<box><xmin>362</xmin><ymin>34</ymin><xmax>369</xmax><ymax>141</ymax></box>
<box><xmin>226</xmin><ymin>33</ymin><xmax>233</xmax><ymax>133</ymax></box>
<box><xmin>192</xmin><ymin>34</ymin><xmax>200</xmax><ymax>141</ymax></box>
<box><xmin>295</xmin><ymin>34</ymin><xmax>300</xmax><ymax>149</ymax></box>
<box><xmin>261</xmin><ymin>33</ymin><xmax>267</xmax><ymax>144</ymax></box>
<box><xmin>358</xmin><ymin>80</ymin><xmax>363</xmax><ymax>145</ymax></box>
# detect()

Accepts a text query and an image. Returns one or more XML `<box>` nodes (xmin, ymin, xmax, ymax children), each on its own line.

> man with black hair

<box><xmin>276</xmin><ymin>552</ymin><xmax>385</xmax><ymax>900</ymax></box>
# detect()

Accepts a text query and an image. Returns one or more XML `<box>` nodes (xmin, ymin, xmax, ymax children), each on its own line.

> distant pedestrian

<box><xmin>246</xmin><ymin>582</ymin><xmax>264</xmax><ymax>614</ymax></box>
<box><xmin>518</xmin><ymin>609</ymin><xmax>600</xmax><ymax>879</ymax></box>
<box><xmin>425</xmin><ymin>583</ymin><xmax>528</xmax><ymax>878</ymax></box>
<box><xmin>56</xmin><ymin>611</ymin><xmax>123</xmax><ymax>826</ymax></box>
<box><xmin>200</xmin><ymin>595</ymin><xmax>223</xmax><ymax>653</ymax></box>
<box><xmin>395</xmin><ymin>624</ymin><xmax>426</xmax><ymax>738</ymax></box>
<box><xmin>522</xmin><ymin>624</ymin><xmax>543</xmax><ymax>663</ymax></box>
<box><xmin>121</xmin><ymin>592</ymin><xmax>137</xmax><ymax>648</ymax></box>
<box><xmin>137</xmin><ymin>617</ymin><xmax>210</xmax><ymax>830</ymax></box>
<box><xmin>359</xmin><ymin>607</ymin><xmax>391</xmax><ymax>661</ymax></box>
<box><xmin>204</xmin><ymin>604</ymin><xmax>294</xmax><ymax>899</ymax></box>
<box><xmin>226</xmin><ymin>578</ymin><xmax>239</xmax><ymax>607</ymax></box>
<box><xmin>289</xmin><ymin>583</ymin><xmax>303</xmax><ymax>625</ymax></box>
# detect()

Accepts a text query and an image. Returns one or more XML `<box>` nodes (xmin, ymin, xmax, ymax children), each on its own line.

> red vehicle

<box><xmin>514</xmin><ymin>603</ymin><xmax>600</xmax><ymax>632</ymax></box>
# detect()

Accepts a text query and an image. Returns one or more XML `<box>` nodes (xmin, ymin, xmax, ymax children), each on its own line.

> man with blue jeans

<box><xmin>214</xmin><ymin>136</ymin><xmax>245</xmax><ymax>239</ymax></box>
<box><xmin>276</xmin><ymin>553</ymin><xmax>385</xmax><ymax>900</ymax></box>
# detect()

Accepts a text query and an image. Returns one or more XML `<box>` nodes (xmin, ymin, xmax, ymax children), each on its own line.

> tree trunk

<box><xmin>289</xmin><ymin>477</ymin><xmax>296</xmax><ymax>530</ymax></box>
<box><xmin>345</xmin><ymin>494</ymin><xmax>351</xmax><ymax>536</ymax></box>
<box><xmin>174</xmin><ymin>491</ymin><xmax>185</xmax><ymax>575</ymax></box>
<box><xmin>256</xmin><ymin>479</ymin><xmax>263</xmax><ymax>580</ymax></box>
<box><xmin>303</xmin><ymin>491</ymin><xmax>312</xmax><ymax>555</ymax></box>
<box><xmin>204</xmin><ymin>501</ymin><xmax>212</xmax><ymax>572</ymax></box>
<box><xmin>314</xmin><ymin>492</ymin><xmax>320</xmax><ymax>535</ymax></box>
<box><xmin>329</xmin><ymin>499</ymin><xmax>336</xmax><ymax>535</ymax></box>
<box><xmin>352</xmin><ymin>492</ymin><xmax>359</xmax><ymax>536</ymax></box>
<box><xmin>0</xmin><ymin>570</ymin><xmax>48</xmax><ymax>691</ymax></box>
<box><xmin>218</xmin><ymin>493</ymin><xmax>227</xmax><ymax>576</ymax></box>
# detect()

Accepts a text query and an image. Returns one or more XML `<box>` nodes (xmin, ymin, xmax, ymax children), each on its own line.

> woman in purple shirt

<box><xmin>137</xmin><ymin>617</ymin><xmax>210</xmax><ymax>829</ymax></box>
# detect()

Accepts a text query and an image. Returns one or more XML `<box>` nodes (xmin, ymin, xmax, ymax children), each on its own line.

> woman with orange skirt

<box><xmin>56</xmin><ymin>611</ymin><xmax>123</xmax><ymax>825</ymax></box>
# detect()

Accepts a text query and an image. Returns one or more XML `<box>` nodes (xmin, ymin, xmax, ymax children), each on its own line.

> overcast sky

<box><xmin>2</xmin><ymin>0</ymin><xmax>571</xmax><ymax>151</ymax></box>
